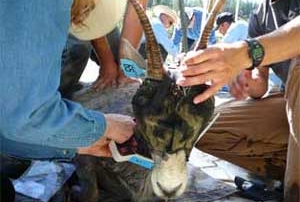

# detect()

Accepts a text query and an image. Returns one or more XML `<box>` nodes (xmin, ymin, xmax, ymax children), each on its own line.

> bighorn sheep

<box><xmin>73</xmin><ymin>0</ymin><xmax>225</xmax><ymax>201</ymax></box>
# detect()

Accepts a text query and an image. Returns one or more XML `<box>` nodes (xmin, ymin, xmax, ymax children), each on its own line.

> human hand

<box><xmin>230</xmin><ymin>68</ymin><xmax>269</xmax><ymax>99</ymax></box>
<box><xmin>176</xmin><ymin>42</ymin><xmax>251</xmax><ymax>103</ymax></box>
<box><xmin>229</xmin><ymin>70</ymin><xmax>252</xmax><ymax>100</ymax></box>
<box><xmin>103</xmin><ymin>113</ymin><xmax>136</xmax><ymax>143</ymax></box>
<box><xmin>77</xmin><ymin>137</ymin><xmax>112</xmax><ymax>157</ymax></box>
<box><xmin>77</xmin><ymin>114</ymin><xmax>136</xmax><ymax>157</ymax></box>
<box><xmin>92</xmin><ymin>60</ymin><xmax>118</xmax><ymax>91</ymax></box>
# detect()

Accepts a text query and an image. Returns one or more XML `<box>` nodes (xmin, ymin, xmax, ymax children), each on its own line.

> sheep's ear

<box><xmin>120</xmin><ymin>38</ymin><xmax>147</xmax><ymax>78</ymax></box>
<box><xmin>194</xmin><ymin>0</ymin><xmax>226</xmax><ymax>50</ymax></box>
<box><xmin>129</xmin><ymin>0</ymin><xmax>165</xmax><ymax>80</ymax></box>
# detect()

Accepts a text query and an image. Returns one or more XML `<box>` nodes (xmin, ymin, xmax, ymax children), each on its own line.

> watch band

<box><xmin>244</xmin><ymin>38</ymin><xmax>265</xmax><ymax>70</ymax></box>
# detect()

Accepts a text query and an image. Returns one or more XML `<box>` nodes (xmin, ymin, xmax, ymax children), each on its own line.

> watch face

<box><xmin>253</xmin><ymin>44</ymin><xmax>264</xmax><ymax>60</ymax></box>
<box><xmin>245</xmin><ymin>39</ymin><xmax>265</xmax><ymax>70</ymax></box>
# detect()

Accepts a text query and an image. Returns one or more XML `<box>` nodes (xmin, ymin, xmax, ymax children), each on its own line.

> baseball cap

<box><xmin>214</xmin><ymin>12</ymin><xmax>234</xmax><ymax>30</ymax></box>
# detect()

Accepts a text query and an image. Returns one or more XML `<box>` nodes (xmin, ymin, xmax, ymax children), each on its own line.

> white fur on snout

<box><xmin>151</xmin><ymin>150</ymin><xmax>188</xmax><ymax>199</ymax></box>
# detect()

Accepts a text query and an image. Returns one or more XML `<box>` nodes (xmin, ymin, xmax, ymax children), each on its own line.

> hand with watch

<box><xmin>177</xmin><ymin>38</ymin><xmax>266</xmax><ymax>103</ymax></box>
<box><xmin>244</xmin><ymin>38</ymin><xmax>265</xmax><ymax>70</ymax></box>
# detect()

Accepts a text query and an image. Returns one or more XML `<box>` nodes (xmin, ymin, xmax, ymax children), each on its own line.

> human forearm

<box><xmin>77</xmin><ymin>114</ymin><xmax>136</xmax><ymax>157</ymax></box>
<box><xmin>229</xmin><ymin>16</ymin><xmax>300</xmax><ymax>72</ymax></box>
<box><xmin>177</xmin><ymin>15</ymin><xmax>300</xmax><ymax>103</ymax></box>
<box><xmin>3</xmin><ymin>96</ymin><xmax>106</xmax><ymax>150</ymax></box>
<box><xmin>1</xmin><ymin>135</ymin><xmax>77</xmax><ymax>160</ymax></box>
<box><xmin>92</xmin><ymin>36</ymin><xmax>115</xmax><ymax>64</ymax></box>
<box><xmin>245</xmin><ymin>16</ymin><xmax>300</xmax><ymax>98</ymax></box>
<box><xmin>120</xmin><ymin>0</ymin><xmax>147</xmax><ymax>51</ymax></box>
<box><xmin>91</xmin><ymin>36</ymin><xmax>121</xmax><ymax>90</ymax></box>
<box><xmin>2</xmin><ymin>110</ymin><xmax>135</xmax><ymax>160</ymax></box>
<box><xmin>257</xmin><ymin>16</ymin><xmax>300</xmax><ymax>67</ymax></box>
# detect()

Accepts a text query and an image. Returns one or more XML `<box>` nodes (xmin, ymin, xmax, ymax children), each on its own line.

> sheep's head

<box><xmin>127</xmin><ymin>0</ymin><xmax>225</xmax><ymax>199</ymax></box>
<box><xmin>132</xmin><ymin>76</ymin><xmax>214</xmax><ymax>199</ymax></box>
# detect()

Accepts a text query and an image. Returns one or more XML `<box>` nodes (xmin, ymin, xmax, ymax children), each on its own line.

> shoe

<box><xmin>234</xmin><ymin>176</ymin><xmax>283</xmax><ymax>201</ymax></box>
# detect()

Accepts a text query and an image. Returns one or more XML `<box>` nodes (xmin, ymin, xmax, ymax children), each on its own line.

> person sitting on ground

<box><xmin>139</xmin><ymin>5</ymin><xmax>179</xmax><ymax>61</ymax></box>
<box><xmin>215</xmin><ymin>12</ymin><xmax>248</xmax><ymax>43</ymax></box>
<box><xmin>177</xmin><ymin>10</ymin><xmax>300</xmax><ymax>202</ymax></box>
<box><xmin>172</xmin><ymin>7</ymin><xmax>217</xmax><ymax>51</ymax></box>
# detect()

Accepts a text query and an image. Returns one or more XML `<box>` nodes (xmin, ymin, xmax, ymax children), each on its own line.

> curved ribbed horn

<box><xmin>194</xmin><ymin>0</ymin><xmax>226</xmax><ymax>50</ymax></box>
<box><xmin>129</xmin><ymin>0</ymin><xmax>165</xmax><ymax>80</ymax></box>
<box><xmin>207</xmin><ymin>0</ymin><xmax>215</xmax><ymax>13</ymax></box>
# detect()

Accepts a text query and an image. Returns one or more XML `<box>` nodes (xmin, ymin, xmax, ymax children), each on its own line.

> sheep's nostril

<box><xmin>156</xmin><ymin>182</ymin><xmax>182</xmax><ymax>198</ymax></box>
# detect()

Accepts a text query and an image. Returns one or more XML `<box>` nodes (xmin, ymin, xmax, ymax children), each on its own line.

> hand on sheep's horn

<box><xmin>176</xmin><ymin>42</ymin><xmax>252</xmax><ymax>103</ymax></box>
<box><xmin>77</xmin><ymin>114</ymin><xmax>136</xmax><ymax>157</ymax></box>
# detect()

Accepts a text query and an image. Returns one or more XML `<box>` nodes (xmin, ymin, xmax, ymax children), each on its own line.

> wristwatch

<box><xmin>244</xmin><ymin>38</ymin><xmax>265</xmax><ymax>70</ymax></box>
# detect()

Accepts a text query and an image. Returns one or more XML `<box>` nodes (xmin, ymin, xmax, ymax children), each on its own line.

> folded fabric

<box><xmin>13</xmin><ymin>161</ymin><xmax>75</xmax><ymax>202</ymax></box>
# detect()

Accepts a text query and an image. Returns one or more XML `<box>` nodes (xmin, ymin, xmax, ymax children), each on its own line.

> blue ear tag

<box><xmin>128</xmin><ymin>156</ymin><xmax>154</xmax><ymax>170</ymax></box>
<box><xmin>120</xmin><ymin>58</ymin><xmax>146</xmax><ymax>78</ymax></box>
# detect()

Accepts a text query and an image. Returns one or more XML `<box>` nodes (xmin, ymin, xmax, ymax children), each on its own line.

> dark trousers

<box><xmin>0</xmin><ymin>154</ymin><xmax>31</xmax><ymax>202</ymax></box>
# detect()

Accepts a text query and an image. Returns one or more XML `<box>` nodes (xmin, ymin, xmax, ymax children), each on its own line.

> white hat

<box><xmin>153</xmin><ymin>5</ymin><xmax>178</xmax><ymax>24</ymax></box>
<box><xmin>70</xmin><ymin>0</ymin><xmax>127</xmax><ymax>40</ymax></box>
